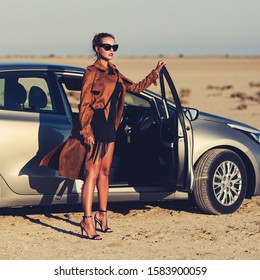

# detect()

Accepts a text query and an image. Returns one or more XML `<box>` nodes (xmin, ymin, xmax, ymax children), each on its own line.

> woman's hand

<box><xmin>153</xmin><ymin>60</ymin><xmax>166</xmax><ymax>86</ymax></box>
<box><xmin>154</xmin><ymin>60</ymin><xmax>167</xmax><ymax>75</ymax></box>
<box><xmin>86</xmin><ymin>136</ymin><xmax>95</xmax><ymax>146</ymax></box>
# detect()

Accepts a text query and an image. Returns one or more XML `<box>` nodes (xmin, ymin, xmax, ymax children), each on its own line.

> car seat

<box><xmin>28</xmin><ymin>86</ymin><xmax>48</xmax><ymax>111</ymax></box>
<box><xmin>4</xmin><ymin>78</ymin><xmax>27</xmax><ymax>110</ymax></box>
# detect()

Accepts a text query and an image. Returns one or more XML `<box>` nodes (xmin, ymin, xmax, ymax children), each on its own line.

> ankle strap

<box><xmin>98</xmin><ymin>209</ymin><xmax>107</xmax><ymax>212</ymax></box>
<box><xmin>83</xmin><ymin>215</ymin><xmax>92</xmax><ymax>218</ymax></box>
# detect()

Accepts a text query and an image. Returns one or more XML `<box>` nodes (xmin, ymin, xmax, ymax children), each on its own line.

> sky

<box><xmin>1</xmin><ymin>0</ymin><xmax>260</xmax><ymax>56</ymax></box>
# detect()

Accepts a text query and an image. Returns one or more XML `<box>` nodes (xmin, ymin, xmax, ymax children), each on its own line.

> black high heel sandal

<box><xmin>80</xmin><ymin>215</ymin><xmax>102</xmax><ymax>240</ymax></box>
<box><xmin>94</xmin><ymin>210</ymin><xmax>113</xmax><ymax>233</ymax></box>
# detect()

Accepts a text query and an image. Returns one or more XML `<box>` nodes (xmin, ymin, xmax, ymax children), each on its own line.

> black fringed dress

<box><xmin>89</xmin><ymin>81</ymin><xmax>122</xmax><ymax>162</ymax></box>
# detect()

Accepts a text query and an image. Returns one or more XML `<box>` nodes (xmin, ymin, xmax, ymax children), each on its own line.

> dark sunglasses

<box><xmin>98</xmin><ymin>44</ymin><xmax>119</xmax><ymax>52</ymax></box>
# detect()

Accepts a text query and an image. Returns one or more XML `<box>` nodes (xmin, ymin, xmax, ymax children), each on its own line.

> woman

<box><xmin>41</xmin><ymin>32</ymin><xmax>166</xmax><ymax>240</ymax></box>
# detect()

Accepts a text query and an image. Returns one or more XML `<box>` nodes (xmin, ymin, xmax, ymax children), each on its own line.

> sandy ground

<box><xmin>0</xmin><ymin>56</ymin><xmax>259</xmax><ymax>260</ymax></box>
<box><xmin>0</xmin><ymin>198</ymin><xmax>259</xmax><ymax>260</ymax></box>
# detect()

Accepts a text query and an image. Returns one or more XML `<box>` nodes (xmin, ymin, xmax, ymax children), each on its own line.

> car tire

<box><xmin>193</xmin><ymin>148</ymin><xmax>247</xmax><ymax>214</ymax></box>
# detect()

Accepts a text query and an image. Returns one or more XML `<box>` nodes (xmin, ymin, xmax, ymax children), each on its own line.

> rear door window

<box><xmin>0</xmin><ymin>72</ymin><xmax>64</xmax><ymax>114</ymax></box>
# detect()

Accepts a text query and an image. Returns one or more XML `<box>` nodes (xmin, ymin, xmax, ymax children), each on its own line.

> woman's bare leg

<box><xmin>81</xmin><ymin>158</ymin><xmax>101</xmax><ymax>238</ymax></box>
<box><xmin>95</xmin><ymin>142</ymin><xmax>115</xmax><ymax>231</ymax></box>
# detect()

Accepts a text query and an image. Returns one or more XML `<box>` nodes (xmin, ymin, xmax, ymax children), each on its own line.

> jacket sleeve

<box><xmin>120</xmin><ymin>69</ymin><xmax>158</xmax><ymax>93</ymax></box>
<box><xmin>79</xmin><ymin>68</ymin><xmax>96</xmax><ymax>141</ymax></box>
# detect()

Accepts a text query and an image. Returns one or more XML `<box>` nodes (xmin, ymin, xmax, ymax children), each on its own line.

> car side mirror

<box><xmin>183</xmin><ymin>108</ymin><xmax>199</xmax><ymax>121</ymax></box>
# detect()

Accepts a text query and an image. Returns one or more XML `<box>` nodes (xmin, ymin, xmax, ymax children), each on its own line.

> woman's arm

<box><xmin>121</xmin><ymin>60</ymin><xmax>166</xmax><ymax>92</ymax></box>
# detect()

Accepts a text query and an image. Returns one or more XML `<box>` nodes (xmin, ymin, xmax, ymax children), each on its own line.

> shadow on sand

<box><xmin>0</xmin><ymin>200</ymin><xmax>202</xmax><ymax>239</ymax></box>
<box><xmin>0</xmin><ymin>199</ymin><xmax>201</xmax><ymax>217</ymax></box>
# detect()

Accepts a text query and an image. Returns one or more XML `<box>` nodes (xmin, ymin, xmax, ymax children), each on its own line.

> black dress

<box><xmin>89</xmin><ymin>81</ymin><xmax>121</xmax><ymax>162</ymax></box>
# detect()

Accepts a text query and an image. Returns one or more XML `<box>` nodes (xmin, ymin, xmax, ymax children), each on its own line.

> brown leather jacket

<box><xmin>40</xmin><ymin>60</ymin><xmax>159</xmax><ymax>180</ymax></box>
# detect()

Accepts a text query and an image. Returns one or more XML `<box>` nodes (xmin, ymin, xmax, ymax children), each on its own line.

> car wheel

<box><xmin>193</xmin><ymin>148</ymin><xmax>247</xmax><ymax>214</ymax></box>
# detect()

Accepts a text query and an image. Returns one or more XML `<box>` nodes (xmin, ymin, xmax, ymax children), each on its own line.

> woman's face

<box><xmin>96</xmin><ymin>36</ymin><xmax>117</xmax><ymax>61</ymax></box>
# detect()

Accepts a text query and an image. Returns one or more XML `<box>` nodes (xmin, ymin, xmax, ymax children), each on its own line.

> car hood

<box><xmin>199</xmin><ymin>111</ymin><xmax>259</xmax><ymax>131</ymax></box>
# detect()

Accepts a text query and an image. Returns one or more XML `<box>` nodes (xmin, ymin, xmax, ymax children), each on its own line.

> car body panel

<box><xmin>192</xmin><ymin>118</ymin><xmax>259</xmax><ymax>162</ymax></box>
<box><xmin>0</xmin><ymin>103</ymin><xmax>73</xmax><ymax>194</ymax></box>
<box><xmin>246</xmin><ymin>145</ymin><xmax>260</xmax><ymax>195</ymax></box>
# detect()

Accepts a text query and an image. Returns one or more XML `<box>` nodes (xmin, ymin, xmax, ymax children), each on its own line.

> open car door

<box><xmin>159</xmin><ymin>66</ymin><xmax>194</xmax><ymax>192</ymax></box>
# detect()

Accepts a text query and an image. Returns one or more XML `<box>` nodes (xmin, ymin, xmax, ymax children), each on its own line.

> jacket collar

<box><xmin>87</xmin><ymin>60</ymin><xmax>117</xmax><ymax>73</ymax></box>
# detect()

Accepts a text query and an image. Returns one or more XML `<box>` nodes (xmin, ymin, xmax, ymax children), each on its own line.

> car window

<box><xmin>125</xmin><ymin>92</ymin><xmax>151</xmax><ymax>107</ymax></box>
<box><xmin>0</xmin><ymin>72</ymin><xmax>58</xmax><ymax>113</ymax></box>
<box><xmin>156</xmin><ymin>99</ymin><xmax>176</xmax><ymax>118</ymax></box>
<box><xmin>58</xmin><ymin>75</ymin><xmax>83</xmax><ymax>113</ymax></box>
<box><xmin>19</xmin><ymin>77</ymin><xmax>53</xmax><ymax>111</ymax></box>
<box><xmin>0</xmin><ymin>79</ymin><xmax>4</xmax><ymax>106</ymax></box>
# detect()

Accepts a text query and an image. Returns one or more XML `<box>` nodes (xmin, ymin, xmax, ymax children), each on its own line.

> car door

<box><xmin>159</xmin><ymin>66</ymin><xmax>194</xmax><ymax>192</ymax></box>
<box><xmin>0</xmin><ymin>70</ymin><xmax>74</xmax><ymax>197</ymax></box>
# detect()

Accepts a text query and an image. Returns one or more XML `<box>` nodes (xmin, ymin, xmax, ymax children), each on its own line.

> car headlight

<box><xmin>227</xmin><ymin>123</ymin><xmax>260</xmax><ymax>144</ymax></box>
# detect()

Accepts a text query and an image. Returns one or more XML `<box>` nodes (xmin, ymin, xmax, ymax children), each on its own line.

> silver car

<box><xmin>0</xmin><ymin>62</ymin><xmax>259</xmax><ymax>214</ymax></box>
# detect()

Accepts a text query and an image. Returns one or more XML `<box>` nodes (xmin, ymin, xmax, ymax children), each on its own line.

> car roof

<box><xmin>0</xmin><ymin>61</ymin><xmax>85</xmax><ymax>73</ymax></box>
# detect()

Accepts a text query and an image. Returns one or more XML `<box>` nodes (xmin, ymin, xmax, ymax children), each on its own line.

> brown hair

<box><xmin>92</xmin><ymin>32</ymin><xmax>115</xmax><ymax>55</ymax></box>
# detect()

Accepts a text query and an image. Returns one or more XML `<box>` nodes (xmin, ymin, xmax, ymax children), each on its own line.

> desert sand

<box><xmin>0</xmin><ymin>56</ymin><xmax>259</xmax><ymax>260</ymax></box>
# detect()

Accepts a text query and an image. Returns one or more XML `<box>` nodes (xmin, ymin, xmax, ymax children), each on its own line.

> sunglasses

<box><xmin>98</xmin><ymin>44</ymin><xmax>119</xmax><ymax>52</ymax></box>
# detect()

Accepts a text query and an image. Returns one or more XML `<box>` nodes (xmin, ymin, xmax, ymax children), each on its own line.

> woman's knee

<box><xmin>85</xmin><ymin>166</ymin><xmax>100</xmax><ymax>182</ymax></box>
<box><xmin>100</xmin><ymin>165</ymin><xmax>110</xmax><ymax>177</ymax></box>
